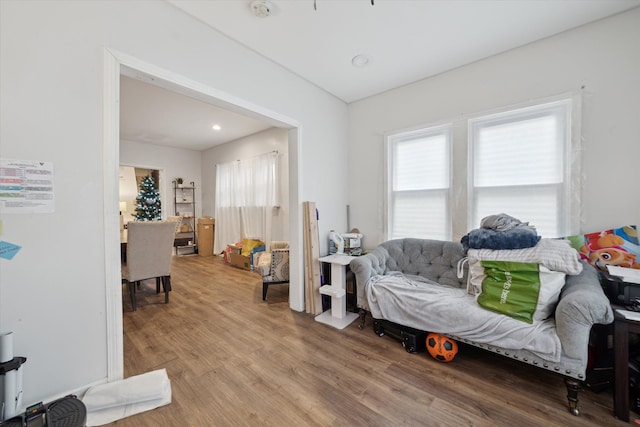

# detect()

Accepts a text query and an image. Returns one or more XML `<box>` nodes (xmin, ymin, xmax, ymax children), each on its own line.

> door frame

<box><xmin>103</xmin><ymin>48</ymin><xmax>303</xmax><ymax>381</ymax></box>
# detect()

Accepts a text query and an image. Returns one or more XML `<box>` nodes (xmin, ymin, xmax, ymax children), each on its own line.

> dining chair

<box><xmin>122</xmin><ymin>221</ymin><xmax>176</xmax><ymax>311</ymax></box>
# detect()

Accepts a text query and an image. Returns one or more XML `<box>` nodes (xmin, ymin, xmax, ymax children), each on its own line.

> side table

<box><xmin>614</xmin><ymin>308</ymin><xmax>640</xmax><ymax>421</ymax></box>
<box><xmin>315</xmin><ymin>254</ymin><xmax>359</xmax><ymax>329</ymax></box>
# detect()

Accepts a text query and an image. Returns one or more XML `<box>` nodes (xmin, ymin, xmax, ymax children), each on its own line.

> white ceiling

<box><xmin>121</xmin><ymin>0</ymin><xmax>640</xmax><ymax>151</ymax></box>
<box><xmin>120</xmin><ymin>75</ymin><xmax>273</xmax><ymax>151</ymax></box>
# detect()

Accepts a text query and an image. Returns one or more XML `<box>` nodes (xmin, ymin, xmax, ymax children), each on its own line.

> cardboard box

<box><xmin>198</xmin><ymin>216</ymin><xmax>215</xmax><ymax>225</ymax></box>
<box><xmin>228</xmin><ymin>245</ymin><xmax>265</xmax><ymax>270</ymax></box>
<box><xmin>229</xmin><ymin>252</ymin><xmax>252</xmax><ymax>270</ymax></box>
<box><xmin>197</xmin><ymin>217</ymin><xmax>215</xmax><ymax>257</ymax></box>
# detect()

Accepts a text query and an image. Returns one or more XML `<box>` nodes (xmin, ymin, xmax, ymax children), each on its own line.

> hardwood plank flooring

<box><xmin>111</xmin><ymin>255</ymin><xmax>628</xmax><ymax>426</ymax></box>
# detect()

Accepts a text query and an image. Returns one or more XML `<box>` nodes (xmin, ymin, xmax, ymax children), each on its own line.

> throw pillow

<box><xmin>569</xmin><ymin>225</ymin><xmax>640</xmax><ymax>272</ymax></box>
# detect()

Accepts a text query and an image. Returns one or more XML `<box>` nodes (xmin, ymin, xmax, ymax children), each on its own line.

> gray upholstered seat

<box><xmin>122</xmin><ymin>221</ymin><xmax>176</xmax><ymax>311</ymax></box>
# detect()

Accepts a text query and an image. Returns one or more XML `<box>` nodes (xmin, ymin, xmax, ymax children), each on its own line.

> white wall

<box><xmin>201</xmin><ymin>127</ymin><xmax>290</xmax><ymax>252</ymax></box>
<box><xmin>120</xmin><ymin>139</ymin><xmax>203</xmax><ymax>219</ymax></box>
<box><xmin>0</xmin><ymin>0</ymin><xmax>348</xmax><ymax>406</ymax></box>
<box><xmin>348</xmin><ymin>8</ymin><xmax>640</xmax><ymax>249</ymax></box>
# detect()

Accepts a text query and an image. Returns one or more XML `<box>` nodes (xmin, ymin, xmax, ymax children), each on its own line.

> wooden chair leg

<box><xmin>156</xmin><ymin>277</ymin><xmax>161</xmax><ymax>293</ymax></box>
<box><xmin>263</xmin><ymin>282</ymin><xmax>268</xmax><ymax>300</ymax></box>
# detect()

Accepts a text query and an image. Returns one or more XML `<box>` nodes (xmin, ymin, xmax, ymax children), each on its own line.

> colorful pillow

<box><xmin>568</xmin><ymin>225</ymin><xmax>640</xmax><ymax>272</ymax></box>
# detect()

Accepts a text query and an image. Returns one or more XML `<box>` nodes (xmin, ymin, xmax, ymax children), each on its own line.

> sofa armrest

<box><xmin>349</xmin><ymin>246</ymin><xmax>391</xmax><ymax>311</ymax></box>
<box><xmin>555</xmin><ymin>260</ymin><xmax>614</xmax><ymax>359</ymax></box>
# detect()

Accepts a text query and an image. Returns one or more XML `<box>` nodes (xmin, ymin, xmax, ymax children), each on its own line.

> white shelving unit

<box><xmin>173</xmin><ymin>181</ymin><xmax>196</xmax><ymax>255</ymax></box>
<box><xmin>315</xmin><ymin>254</ymin><xmax>359</xmax><ymax>329</ymax></box>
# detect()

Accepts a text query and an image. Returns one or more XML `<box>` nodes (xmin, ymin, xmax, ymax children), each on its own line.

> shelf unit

<box><xmin>173</xmin><ymin>180</ymin><xmax>196</xmax><ymax>255</ymax></box>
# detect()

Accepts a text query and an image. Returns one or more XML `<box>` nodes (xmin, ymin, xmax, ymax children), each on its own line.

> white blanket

<box><xmin>365</xmin><ymin>272</ymin><xmax>561</xmax><ymax>362</ymax></box>
<box><xmin>468</xmin><ymin>238</ymin><xmax>583</xmax><ymax>275</ymax></box>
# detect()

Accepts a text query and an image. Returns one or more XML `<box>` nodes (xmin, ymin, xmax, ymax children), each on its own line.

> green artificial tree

<box><xmin>134</xmin><ymin>175</ymin><xmax>162</xmax><ymax>221</ymax></box>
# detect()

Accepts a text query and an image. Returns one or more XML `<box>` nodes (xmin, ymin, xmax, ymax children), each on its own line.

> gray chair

<box><xmin>122</xmin><ymin>221</ymin><xmax>176</xmax><ymax>311</ymax></box>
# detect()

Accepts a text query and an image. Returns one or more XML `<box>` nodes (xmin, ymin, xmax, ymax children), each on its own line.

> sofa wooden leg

<box><xmin>565</xmin><ymin>377</ymin><xmax>581</xmax><ymax>416</ymax></box>
<box><xmin>358</xmin><ymin>309</ymin><xmax>367</xmax><ymax>330</ymax></box>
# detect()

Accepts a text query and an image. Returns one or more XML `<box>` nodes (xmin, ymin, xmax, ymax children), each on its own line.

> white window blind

<box><xmin>388</xmin><ymin>127</ymin><xmax>451</xmax><ymax>240</ymax></box>
<box><xmin>469</xmin><ymin>99</ymin><xmax>571</xmax><ymax>237</ymax></box>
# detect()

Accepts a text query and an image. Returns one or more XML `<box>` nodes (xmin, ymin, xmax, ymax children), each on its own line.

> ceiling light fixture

<box><xmin>212</xmin><ymin>124</ymin><xmax>221</xmax><ymax>131</ymax></box>
<box><xmin>250</xmin><ymin>0</ymin><xmax>272</xmax><ymax>18</ymax></box>
<box><xmin>352</xmin><ymin>54</ymin><xmax>371</xmax><ymax>68</ymax></box>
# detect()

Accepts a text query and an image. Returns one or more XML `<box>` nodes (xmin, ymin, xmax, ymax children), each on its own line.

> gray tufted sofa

<box><xmin>349</xmin><ymin>238</ymin><xmax>613</xmax><ymax>416</ymax></box>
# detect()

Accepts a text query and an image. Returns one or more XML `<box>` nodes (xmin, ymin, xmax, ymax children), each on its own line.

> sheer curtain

<box><xmin>214</xmin><ymin>152</ymin><xmax>278</xmax><ymax>254</ymax></box>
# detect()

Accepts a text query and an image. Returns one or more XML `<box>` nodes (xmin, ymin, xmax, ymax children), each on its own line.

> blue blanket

<box><xmin>462</xmin><ymin>227</ymin><xmax>541</xmax><ymax>250</ymax></box>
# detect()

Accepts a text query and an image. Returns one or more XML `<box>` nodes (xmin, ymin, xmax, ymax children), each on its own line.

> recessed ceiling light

<box><xmin>212</xmin><ymin>124</ymin><xmax>221</xmax><ymax>131</ymax></box>
<box><xmin>352</xmin><ymin>54</ymin><xmax>371</xmax><ymax>68</ymax></box>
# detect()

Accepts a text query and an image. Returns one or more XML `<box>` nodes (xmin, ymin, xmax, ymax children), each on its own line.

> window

<box><xmin>214</xmin><ymin>152</ymin><xmax>278</xmax><ymax>253</ymax></box>
<box><xmin>387</xmin><ymin>126</ymin><xmax>451</xmax><ymax>240</ymax></box>
<box><xmin>468</xmin><ymin>99</ymin><xmax>572</xmax><ymax>237</ymax></box>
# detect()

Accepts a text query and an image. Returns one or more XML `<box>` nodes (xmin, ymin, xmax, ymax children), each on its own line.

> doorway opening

<box><xmin>104</xmin><ymin>49</ymin><xmax>303</xmax><ymax>382</ymax></box>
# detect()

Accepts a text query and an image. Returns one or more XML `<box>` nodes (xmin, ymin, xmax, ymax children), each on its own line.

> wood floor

<box><xmin>113</xmin><ymin>255</ymin><xmax>628</xmax><ymax>426</ymax></box>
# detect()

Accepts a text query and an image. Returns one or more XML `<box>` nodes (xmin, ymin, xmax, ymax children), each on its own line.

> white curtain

<box><xmin>214</xmin><ymin>152</ymin><xmax>278</xmax><ymax>254</ymax></box>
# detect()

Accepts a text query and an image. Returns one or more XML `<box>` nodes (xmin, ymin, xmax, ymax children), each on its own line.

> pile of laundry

<box><xmin>460</xmin><ymin>213</ymin><xmax>583</xmax><ymax>324</ymax></box>
<box><xmin>461</xmin><ymin>213</ymin><xmax>540</xmax><ymax>252</ymax></box>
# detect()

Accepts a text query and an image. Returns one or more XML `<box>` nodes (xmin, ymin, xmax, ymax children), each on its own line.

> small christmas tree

<box><xmin>134</xmin><ymin>176</ymin><xmax>162</xmax><ymax>221</ymax></box>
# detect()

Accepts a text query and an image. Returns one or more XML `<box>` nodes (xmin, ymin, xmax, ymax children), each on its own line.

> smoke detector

<box><xmin>250</xmin><ymin>0</ymin><xmax>272</xmax><ymax>18</ymax></box>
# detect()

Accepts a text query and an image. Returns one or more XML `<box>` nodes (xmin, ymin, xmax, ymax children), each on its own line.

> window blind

<box><xmin>469</xmin><ymin>100</ymin><xmax>571</xmax><ymax>237</ymax></box>
<box><xmin>388</xmin><ymin>129</ymin><xmax>451</xmax><ymax>240</ymax></box>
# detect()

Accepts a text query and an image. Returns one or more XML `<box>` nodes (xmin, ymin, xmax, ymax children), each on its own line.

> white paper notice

<box><xmin>0</xmin><ymin>158</ymin><xmax>55</xmax><ymax>213</ymax></box>
<box><xmin>607</xmin><ymin>265</ymin><xmax>640</xmax><ymax>285</ymax></box>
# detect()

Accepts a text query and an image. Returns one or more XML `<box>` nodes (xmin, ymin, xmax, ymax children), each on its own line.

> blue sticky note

<box><xmin>0</xmin><ymin>241</ymin><xmax>21</xmax><ymax>260</ymax></box>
